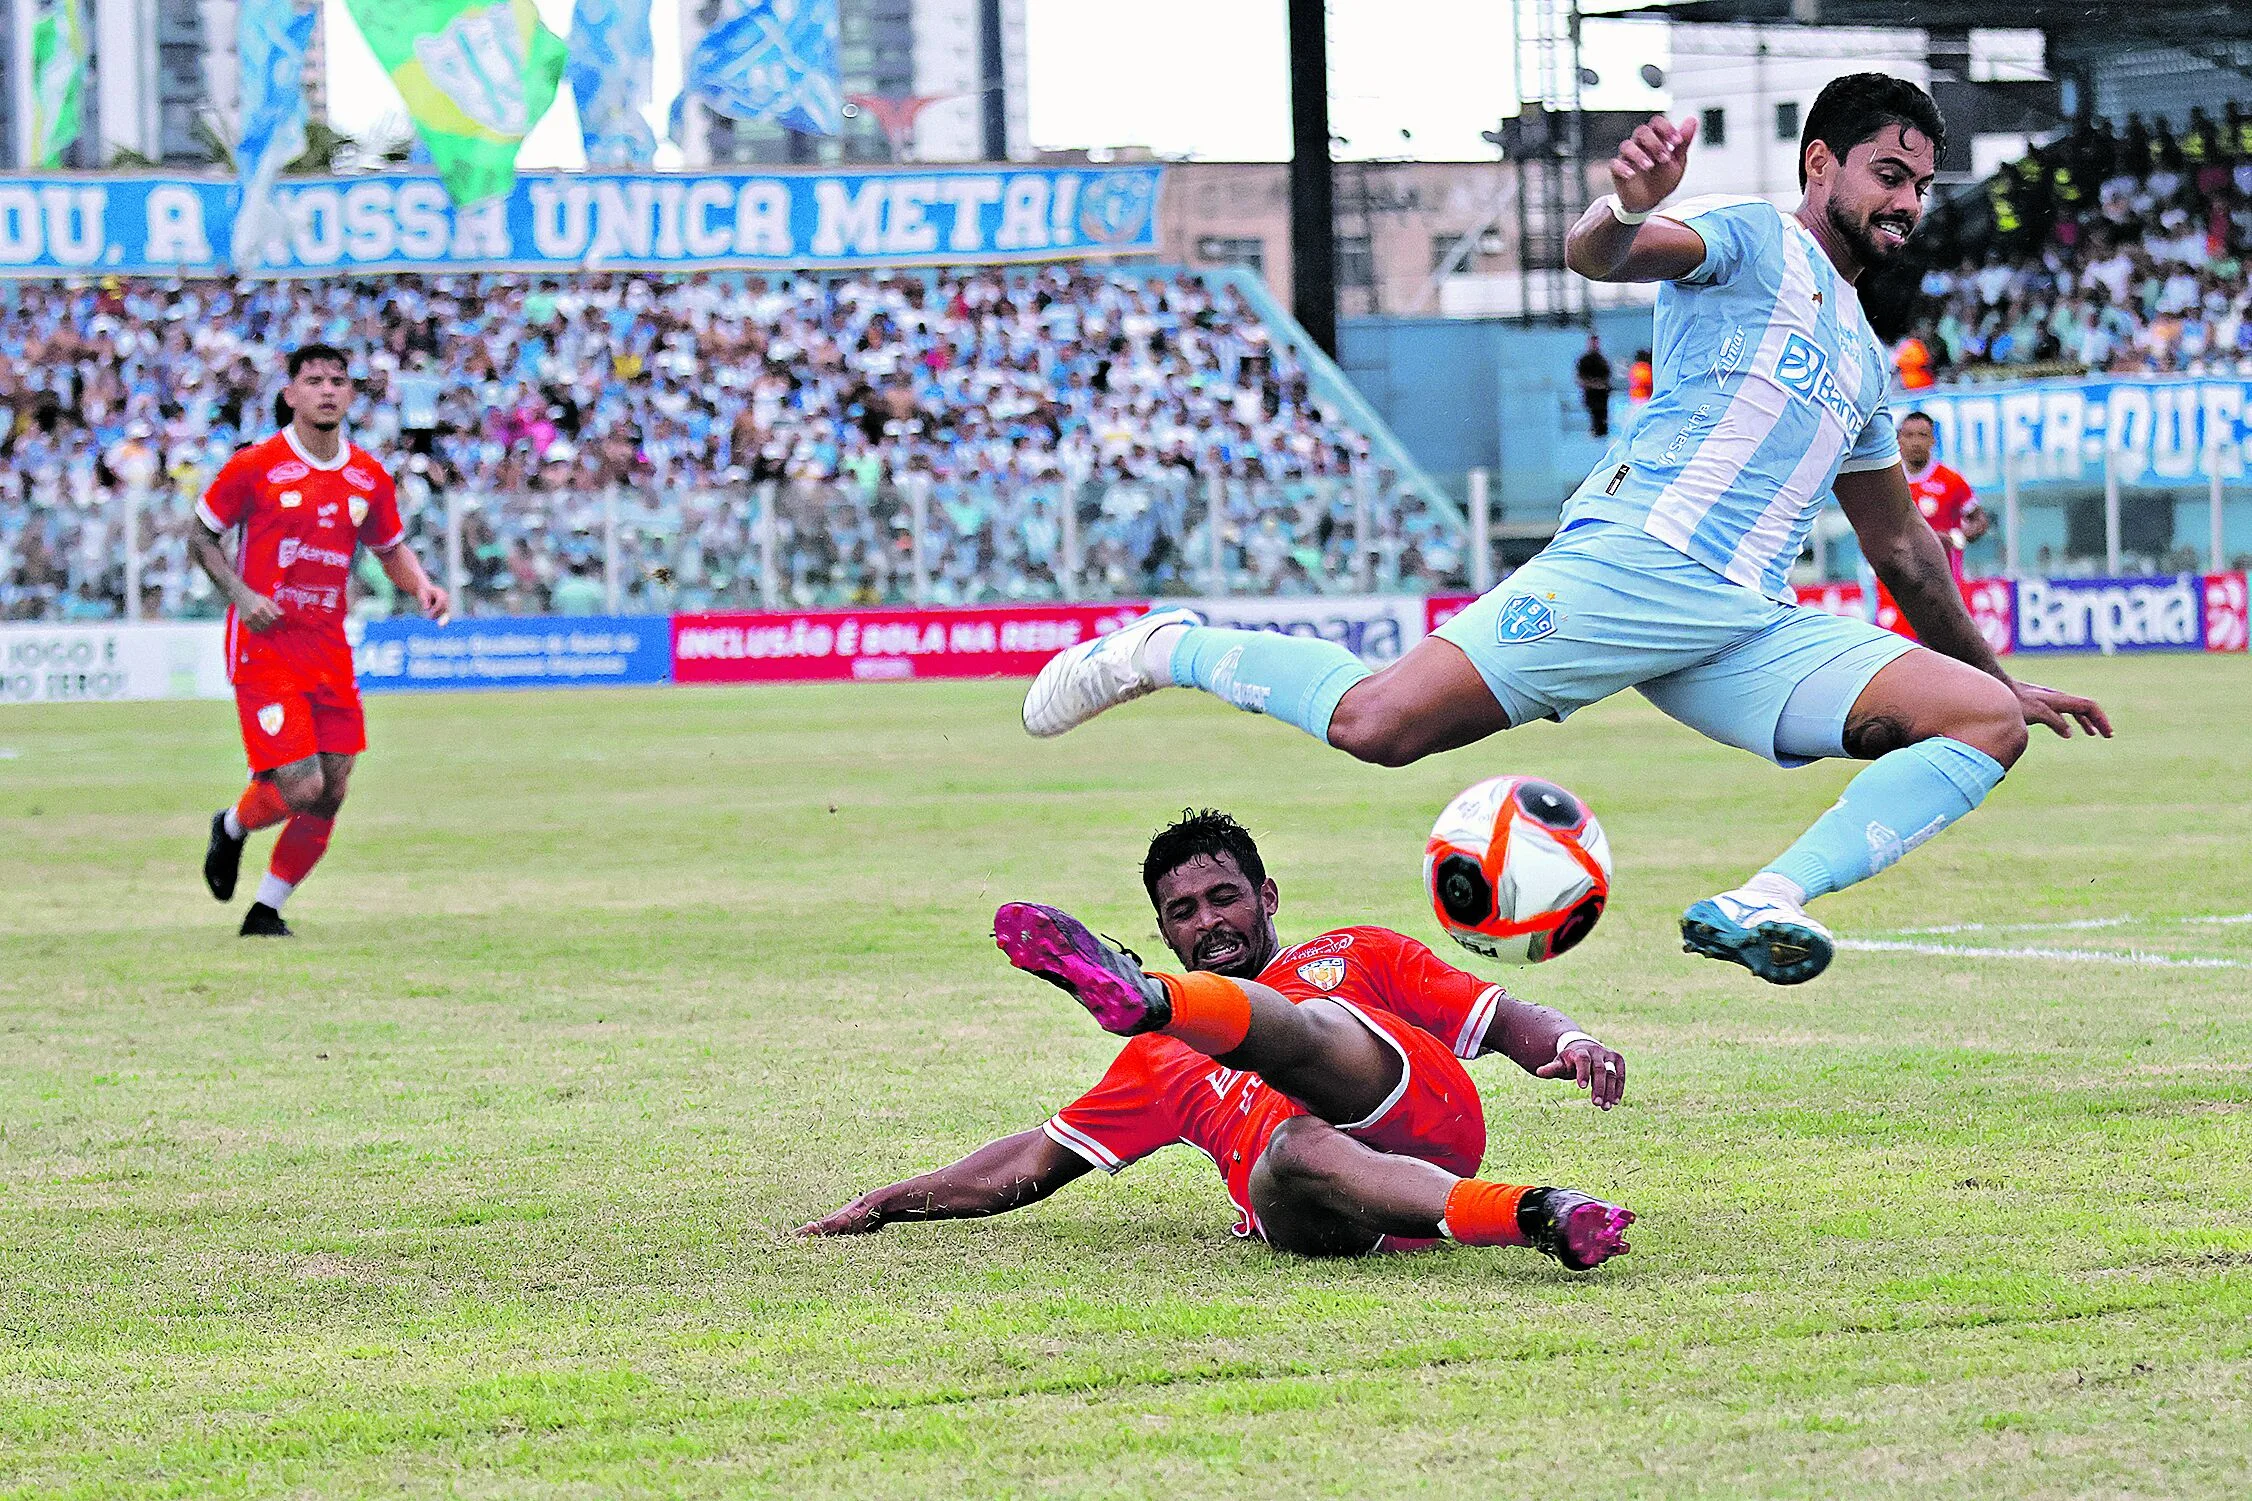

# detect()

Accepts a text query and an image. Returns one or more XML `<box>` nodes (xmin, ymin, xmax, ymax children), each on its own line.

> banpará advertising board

<box><xmin>0</xmin><ymin>165</ymin><xmax>1163</xmax><ymax>278</ymax></box>
<box><xmin>1792</xmin><ymin>573</ymin><xmax>2245</xmax><ymax>655</ymax></box>
<box><xmin>351</xmin><ymin>616</ymin><xmax>671</xmax><ymax>691</ymax></box>
<box><xmin>2012</xmin><ymin>572</ymin><xmax>2247</xmax><ymax>654</ymax></box>
<box><xmin>0</xmin><ymin>622</ymin><xmax>229</xmax><ymax>704</ymax></box>
<box><xmin>1904</xmin><ymin>378</ymin><xmax>2250</xmax><ymax>489</ymax></box>
<box><xmin>1176</xmin><ymin>595</ymin><xmax>1425</xmax><ymax>667</ymax></box>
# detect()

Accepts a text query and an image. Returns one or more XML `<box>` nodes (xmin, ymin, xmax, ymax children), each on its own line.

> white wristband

<box><xmin>1552</xmin><ymin>1030</ymin><xmax>1598</xmax><ymax>1059</ymax></box>
<box><xmin>1603</xmin><ymin>195</ymin><xmax>1653</xmax><ymax>226</ymax></box>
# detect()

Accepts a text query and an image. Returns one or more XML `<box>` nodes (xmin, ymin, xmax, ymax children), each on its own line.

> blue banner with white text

<box><xmin>1905</xmin><ymin>378</ymin><xmax>2252</xmax><ymax>490</ymax></box>
<box><xmin>352</xmin><ymin>615</ymin><xmax>672</xmax><ymax>691</ymax></box>
<box><xmin>0</xmin><ymin>165</ymin><xmax>1163</xmax><ymax>276</ymax></box>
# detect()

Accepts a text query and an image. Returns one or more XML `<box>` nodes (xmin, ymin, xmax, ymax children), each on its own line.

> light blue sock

<box><xmin>1168</xmin><ymin>626</ymin><xmax>1371</xmax><ymax>745</ymax></box>
<box><xmin>1763</xmin><ymin>737</ymin><xmax>2007</xmax><ymax>901</ymax></box>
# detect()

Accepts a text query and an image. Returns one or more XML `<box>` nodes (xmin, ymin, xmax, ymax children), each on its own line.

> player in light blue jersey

<box><xmin>1020</xmin><ymin>75</ymin><xmax>2110</xmax><ymax>986</ymax></box>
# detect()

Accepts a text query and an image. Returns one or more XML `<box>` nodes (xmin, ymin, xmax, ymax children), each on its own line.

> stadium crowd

<box><xmin>1901</xmin><ymin>103</ymin><xmax>2252</xmax><ymax>384</ymax></box>
<box><xmin>0</xmin><ymin>267</ymin><xmax>1458</xmax><ymax>621</ymax></box>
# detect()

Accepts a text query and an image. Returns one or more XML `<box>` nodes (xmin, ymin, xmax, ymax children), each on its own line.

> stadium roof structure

<box><xmin>1611</xmin><ymin>0</ymin><xmax>2252</xmax><ymax>68</ymax></box>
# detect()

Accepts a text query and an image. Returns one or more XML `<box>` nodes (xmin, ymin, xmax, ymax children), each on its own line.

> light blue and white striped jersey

<box><xmin>1561</xmin><ymin>195</ymin><xmax>1900</xmax><ymax>600</ymax></box>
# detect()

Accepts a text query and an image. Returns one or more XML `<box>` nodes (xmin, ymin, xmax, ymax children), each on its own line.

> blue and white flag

<box><xmin>568</xmin><ymin>0</ymin><xmax>658</xmax><ymax>167</ymax></box>
<box><xmin>231</xmin><ymin>0</ymin><xmax>319</xmax><ymax>267</ymax></box>
<box><xmin>688</xmin><ymin>0</ymin><xmax>842</xmax><ymax>138</ymax></box>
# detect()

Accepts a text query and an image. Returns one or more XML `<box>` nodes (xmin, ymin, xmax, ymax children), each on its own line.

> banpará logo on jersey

<box><xmin>1494</xmin><ymin>594</ymin><xmax>1556</xmax><ymax>644</ymax></box>
<box><xmin>1284</xmin><ymin>933</ymin><xmax>1355</xmax><ymax>960</ymax></box>
<box><xmin>1773</xmin><ymin>332</ymin><xmax>1862</xmax><ymax>430</ymax></box>
<box><xmin>1296</xmin><ymin>957</ymin><xmax>1347</xmax><ymax>992</ymax></box>
<box><xmin>256</xmin><ymin>703</ymin><xmax>285</xmax><ymax>736</ymax></box>
<box><xmin>266</xmin><ymin>461</ymin><xmax>309</xmax><ymax>483</ymax></box>
<box><xmin>343</xmin><ymin>466</ymin><xmax>377</xmax><ymax>492</ymax></box>
<box><xmin>278</xmin><ymin>538</ymin><xmax>353</xmax><ymax>570</ymax></box>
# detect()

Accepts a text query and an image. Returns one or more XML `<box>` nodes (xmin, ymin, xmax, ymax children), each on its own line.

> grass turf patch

<box><xmin>1</xmin><ymin>655</ymin><xmax>2248</xmax><ymax>1496</ymax></box>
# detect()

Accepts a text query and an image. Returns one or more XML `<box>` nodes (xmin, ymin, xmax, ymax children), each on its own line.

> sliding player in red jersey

<box><xmin>190</xmin><ymin>345</ymin><xmax>449</xmax><ymax>936</ymax></box>
<box><xmin>801</xmin><ymin>811</ymin><xmax>1635</xmax><ymax>1266</ymax></box>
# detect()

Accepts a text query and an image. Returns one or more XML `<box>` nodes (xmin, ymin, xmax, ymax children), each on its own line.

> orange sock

<box><xmin>1439</xmin><ymin>1179</ymin><xmax>1533</xmax><ymax>1247</ymax></box>
<box><xmin>1150</xmin><ymin>971</ymin><xmax>1253</xmax><ymax>1056</ymax></box>
<box><xmin>233</xmin><ymin>779</ymin><xmax>290</xmax><ymax>834</ymax></box>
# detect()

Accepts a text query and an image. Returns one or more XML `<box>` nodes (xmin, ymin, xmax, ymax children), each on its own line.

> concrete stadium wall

<box><xmin>1338</xmin><ymin>307</ymin><xmax>1655</xmax><ymax>523</ymax></box>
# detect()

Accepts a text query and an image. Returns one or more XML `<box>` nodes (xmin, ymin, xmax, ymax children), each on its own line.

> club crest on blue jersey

<box><xmin>1495</xmin><ymin>594</ymin><xmax>1556</xmax><ymax>644</ymax></box>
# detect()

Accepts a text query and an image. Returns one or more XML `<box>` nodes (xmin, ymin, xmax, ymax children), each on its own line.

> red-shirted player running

<box><xmin>801</xmin><ymin>811</ymin><xmax>1635</xmax><ymax>1267</ymax></box>
<box><xmin>190</xmin><ymin>345</ymin><xmax>448</xmax><ymax>936</ymax></box>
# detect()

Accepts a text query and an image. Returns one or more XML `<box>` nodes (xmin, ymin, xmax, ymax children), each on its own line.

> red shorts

<box><xmin>1226</xmin><ymin>1000</ymin><xmax>1489</xmax><ymax>1242</ymax></box>
<box><xmin>234</xmin><ymin>661</ymin><xmax>366</xmax><ymax>773</ymax></box>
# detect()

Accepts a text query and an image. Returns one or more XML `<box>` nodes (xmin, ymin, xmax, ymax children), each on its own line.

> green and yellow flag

<box><xmin>342</xmin><ymin>0</ymin><xmax>567</xmax><ymax>205</ymax></box>
<box><xmin>29</xmin><ymin>0</ymin><xmax>90</xmax><ymax>168</ymax></box>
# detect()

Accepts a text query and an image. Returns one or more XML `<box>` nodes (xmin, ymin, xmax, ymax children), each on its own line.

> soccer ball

<box><xmin>1424</xmin><ymin>775</ymin><xmax>1612</xmax><ymax>963</ymax></box>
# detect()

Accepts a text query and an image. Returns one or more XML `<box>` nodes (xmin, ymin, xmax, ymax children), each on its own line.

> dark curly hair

<box><xmin>1800</xmin><ymin>73</ymin><xmax>1947</xmax><ymax>188</ymax></box>
<box><xmin>1142</xmin><ymin>808</ymin><xmax>1266</xmax><ymax>909</ymax></box>
<box><xmin>286</xmin><ymin>342</ymin><xmax>349</xmax><ymax>378</ymax></box>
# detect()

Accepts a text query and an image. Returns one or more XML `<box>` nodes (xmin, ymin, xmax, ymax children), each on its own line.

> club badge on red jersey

<box><xmin>1296</xmin><ymin>957</ymin><xmax>1346</xmax><ymax>991</ymax></box>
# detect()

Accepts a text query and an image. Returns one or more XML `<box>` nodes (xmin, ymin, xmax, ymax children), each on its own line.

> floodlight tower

<box><xmin>1511</xmin><ymin>0</ymin><xmax>1589</xmax><ymax>325</ymax></box>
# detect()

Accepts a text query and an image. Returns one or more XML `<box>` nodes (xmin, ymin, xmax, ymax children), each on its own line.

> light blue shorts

<box><xmin>1432</xmin><ymin>522</ymin><xmax>1915</xmax><ymax>767</ymax></box>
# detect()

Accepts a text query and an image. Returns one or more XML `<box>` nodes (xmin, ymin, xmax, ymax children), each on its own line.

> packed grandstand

<box><xmin>9</xmin><ymin>109</ymin><xmax>2252</xmax><ymax>623</ymax></box>
<box><xmin>1900</xmin><ymin>105</ymin><xmax>2252</xmax><ymax>383</ymax></box>
<box><xmin>0</xmin><ymin>267</ymin><xmax>1464</xmax><ymax>622</ymax></box>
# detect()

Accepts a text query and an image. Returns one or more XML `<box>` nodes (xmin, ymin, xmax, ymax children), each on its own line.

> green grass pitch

<box><xmin>3</xmin><ymin>655</ymin><xmax>2249</xmax><ymax>1497</ymax></box>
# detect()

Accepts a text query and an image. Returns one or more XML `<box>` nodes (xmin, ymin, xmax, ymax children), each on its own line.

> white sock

<box><xmin>222</xmin><ymin>808</ymin><xmax>246</xmax><ymax>839</ymax></box>
<box><xmin>1134</xmin><ymin>622</ymin><xmax>1193</xmax><ymax>685</ymax></box>
<box><xmin>1738</xmin><ymin>870</ymin><xmax>1808</xmax><ymax>907</ymax></box>
<box><xmin>255</xmin><ymin>873</ymin><xmax>295</xmax><ymax>910</ymax></box>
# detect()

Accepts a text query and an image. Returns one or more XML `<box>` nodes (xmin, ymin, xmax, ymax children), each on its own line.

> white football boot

<box><xmin>1680</xmin><ymin>882</ymin><xmax>1835</xmax><ymax>986</ymax></box>
<box><xmin>1021</xmin><ymin>606</ymin><xmax>1203</xmax><ymax>738</ymax></box>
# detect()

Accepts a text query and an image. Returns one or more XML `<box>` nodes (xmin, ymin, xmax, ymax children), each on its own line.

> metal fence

<box><xmin>19</xmin><ymin>465</ymin><xmax>1470</xmax><ymax>623</ymax></box>
<box><xmin>30</xmin><ymin>452</ymin><xmax>2238</xmax><ymax>627</ymax></box>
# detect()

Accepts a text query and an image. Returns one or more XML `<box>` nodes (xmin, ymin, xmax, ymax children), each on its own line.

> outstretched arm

<box><xmin>1837</xmin><ymin>465</ymin><xmax>2111</xmax><ymax>739</ymax></box>
<box><xmin>796</xmin><ymin>1128</ymin><xmax>1094</xmax><ymax>1236</ymax></box>
<box><xmin>1479</xmin><ymin>992</ymin><xmax>1627</xmax><ymax>1111</ymax></box>
<box><xmin>1564</xmin><ymin>114</ymin><xmax>1708</xmax><ymax>284</ymax></box>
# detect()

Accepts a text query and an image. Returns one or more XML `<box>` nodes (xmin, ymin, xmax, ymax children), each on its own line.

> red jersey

<box><xmin>1905</xmin><ymin>460</ymin><xmax>1980</xmax><ymax>580</ymax></box>
<box><xmin>196</xmin><ymin>429</ymin><xmax>404</xmax><ymax>680</ymax></box>
<box><xmin>1043</xmin><ymin>927</ymin><xmax>1499</xmax><ymax>1237</ymax></box>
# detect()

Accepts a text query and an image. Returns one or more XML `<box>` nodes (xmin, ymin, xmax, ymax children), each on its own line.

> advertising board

<box><xmin>671</xmin><ymin>603</ymin><xmax>1147</xmax><ymax>684</ymax></box>
<box><xmin>351</xmin><ymin>616</ymin><xmax>672</xmax><ymax>691</ymax></box>
<box><xmin>0</xmin><ymin>622</ymin><xmax>229</xmax><ymax>704</ymax></box>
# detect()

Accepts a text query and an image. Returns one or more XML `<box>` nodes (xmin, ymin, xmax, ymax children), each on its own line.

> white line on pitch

<box><xmin>1839</xmin><ymin>939</ymin><xmax>2247</xmax><ymax>970</ymax></box>
<box><xmin>1890</xmin><ymin>913</ymin><xmax>2252</xmax><ymax>937</ymax></box>
<box><xmin>1892</xmin><ymin>916</ymin><xmax>2139</xmax><ymax>935</ymax></box>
